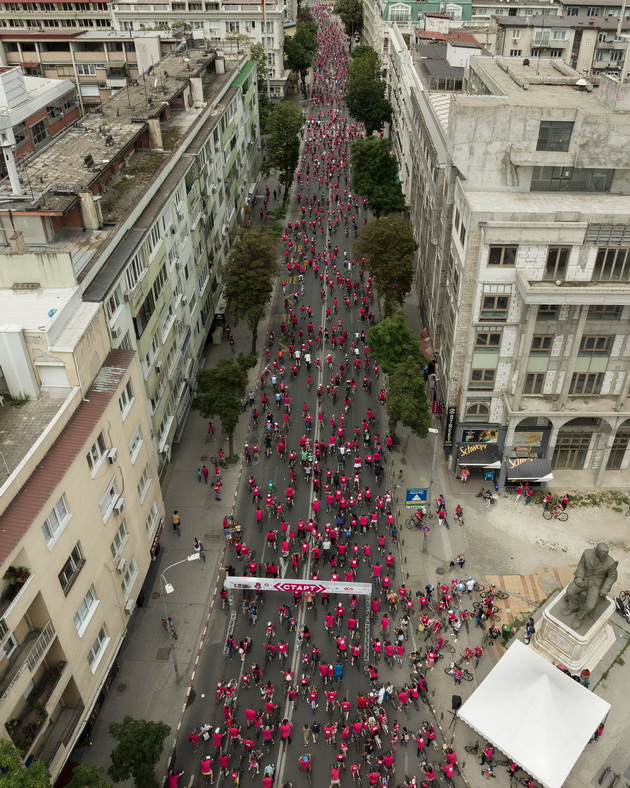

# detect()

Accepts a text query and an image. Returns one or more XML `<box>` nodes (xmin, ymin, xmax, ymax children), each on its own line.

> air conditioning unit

<box><xmin>114</xmin><ymin>497</ymin><xmax>125</xmax><ymax>514</ymax></box>
<box><xmin>111</xmin><ymin>325</ymin><xmax>121</xmax><ymax>340</ymax></box>
<box><xmin>107</xmin><ymin>448</ymin><xmax>119</xmax><ymax>464</ymax></box>
<box><xmin>182</xmin><ymin>296</ymin><xmax>188</xmax><ymax>305</ymax></box>
<box><xmin>116</xmin><ymin>558</ymin><xmax>127</xmax><ymax>574</ymax></box>
<box><xmin>171</xmin><ymin>227</ymin><xmax>177</xmax><ymax>235</ymax></box>
<box><xmin>124</xmin><ymin>598</ymin><xmax>136</xmax><ymax>615</ymax></box>
<box><xmin>156</xmin><ymin>363</ymin><xmax>162</xmax><ymax>373</ymax></box>
<box><xmin>176</xmin><ymin>262</ymin><xmax>183</xmax><ymax>270</ymax></box>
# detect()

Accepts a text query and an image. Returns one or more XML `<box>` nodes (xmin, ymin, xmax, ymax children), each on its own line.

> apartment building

<box><xmin>363</xmin><ymin>0</ymin><xmax>473</xmax><ymax>49</ymax></box>
<box><xmin>0</xmin><ymin>274</ymin><xmax>163</xmax><ymax>775</ymax></box>
<box><xmin>385</xmin><ymin>40</ymin><xmax>630</xmax><ymax>488</ymax></box>
<box><xmin>0</xmin><ymin>47</ymin><xmax>260</xmax><ymax>474</ymax></box>
<box><xmin>109</xmin><ymin>0</ymin><xmax>295</xmax><ymax>97</ymax></box>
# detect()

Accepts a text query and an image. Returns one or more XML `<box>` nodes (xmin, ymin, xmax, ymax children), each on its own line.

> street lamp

<box><xmin>160</xmin><ymin>553</ymin><xmax>200</xmax><ymax>683</ymax></box>
<box><xmin>426</xmin><ymin>427</ymin><xmax>439</xmax><ymax>513</ymax></box>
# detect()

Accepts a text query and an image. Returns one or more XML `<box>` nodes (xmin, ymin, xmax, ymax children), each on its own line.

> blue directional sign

<box><xmin>405</xmin><ymin>488</ymin><xmax>428</xmax><ymax>507</ymax></box>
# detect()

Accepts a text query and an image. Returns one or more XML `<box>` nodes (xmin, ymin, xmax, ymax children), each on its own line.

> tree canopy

<box><xmin>250</xmin><ymin>42</ymin><xmax>271</xmax><ymax>131</ymax></box>
<box><xmin>367</xmin><ymin>311</ymin><xmax>425</xmax><ymax>375</ymax></box>
<box><xmin>334</xmin><ymin>0</ymin><xmax>363</xmax><ymax>36</ymax></box>
<box><xmin>223</xmin><ymin>226</ymin><xmax>281</xmax><ymax>353</ymax></box>
<box><xmin>196</xmin><ymin>355</ymin><xmax>256</xmax><ymax>457</ymax></box>
<box><xmin>65</xmin><ymin>764</ymin><xmax>111</xmax><ymax>788</ymax></box>
<box><xmin>284</xmin><ymin>21</ymin><xmax>317</xmax><ymax>97</ymax></box>
<box><xmin>386</xmin><ymin>356</ymin><xmax>432</xmax><ymax>439</ymax></box>
<box><xmin>262</xmin><ymin>101</ymin><xmax>304</xmax><ymax>202</ymax></box>
<box><xmin>350</xmin><ymin>137</ymin><xmax>405</xmax><ymax>218</ymax></box>
<box><xmin>0</xmin><ymin>740</ymin><xmax>51</xmax><ymax>788</ymax></box>
<box><xmin>353</xmin><ymin>215</ymin><xmax>417</xmax><ymax>315</ymax></box>
<box><xmin>345</xmin><ymin>48</ymin><xmax>392</xmax><ymax>135</ymax></box>
<box><xmin>107</xmin><ymin>716</ymin><xmax>170</xmax><ymax>788</ymax></box>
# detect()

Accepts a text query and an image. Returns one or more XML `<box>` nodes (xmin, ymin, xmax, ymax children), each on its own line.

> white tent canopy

<box><xmin>457</xmin><ymin>641</ymin><xmax>610</xmax><ymax>788</ymax></box>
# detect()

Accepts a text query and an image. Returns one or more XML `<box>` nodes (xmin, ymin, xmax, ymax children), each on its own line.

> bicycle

<box><xmin>444</xmin><ymin>662</ymin><xmax>473</xmax><ymax>681</ymax></box>
<box><xmin>599</xmin><ymin>767</ymin><xmax>613</xmax><ymax>786</ymax></box>
<box><xmin>351</xmin><ymin>764</ymin><xmax>363</xmax><ymax>786</ymax></box>
<box><xmin>543</xmin><ymin>507</ymin><xmax>568</xmax><ymax>522</ymax></box>
<box><xmin>480</xmin><ymin>587</ymin><xmax>509</xmax><ymax>600</ymax></box>
<box><xmin>211</xmin><ymin>455</ymin><xmax>228</xmax><ymax>470</ymax></box>
<box><xmin>162</xmin><ymin>617</ymin><xmax>178</xmax><ymax>639</ymax></box>
<box><xmin>617</xmin><ymin>590</ymin><xmax>630</xmax><ymax>604</ymax></box>
<box><xmin>405</xmin><ymin>516</ymin><xmax>426</xmax><ymax>530</ymax></box>
<box><xmin>433</xmin><ymin>762</ymin><xmax>455</xmax><ymax>788</ymax></box>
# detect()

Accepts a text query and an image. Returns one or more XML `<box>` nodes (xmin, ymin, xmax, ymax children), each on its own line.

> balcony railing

<box><xmin>0</xmin><ymin>622</ymin><xmax>55</xmax><ymax>707</ymax></box>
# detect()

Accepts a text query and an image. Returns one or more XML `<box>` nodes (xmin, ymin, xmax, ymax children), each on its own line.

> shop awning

<box><xmin>505</xmin><ymin>457</ymin><xmax>553</xmax><ymax>482</ymax></box>
<box><xmin>456</xmin><ymin>442</ymin><xmax>501</xmax><ymax>468</ymax></box>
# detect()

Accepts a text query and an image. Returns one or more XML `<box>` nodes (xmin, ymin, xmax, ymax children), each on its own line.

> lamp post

<box><xmin>160</xmin><ymin>553</ymin><xmax>200</xmax><ymax>683</ymax></box>
<box><xmin>423</xmin><ymin>427</ymin><xmax>439</xmax><ymax>553</ymax></box>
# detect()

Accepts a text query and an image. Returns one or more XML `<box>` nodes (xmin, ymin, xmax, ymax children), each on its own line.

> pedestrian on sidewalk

<box><xmin>197</xmin><ymin>468</ymin><xmax>203</xmax><ymax>482</ymax></box>
<box><xmin>208</xmin><ymin>421</ymin><xmax>215</xmax><ymax>439</ymax></box>
<box><xmin>524</xmin><ymin>617</ymin><xmax>535</xmax><ymax>644</ymax></box>
<box><xmin>201</xmin><ymin>465</ymin><xmax>209</xmax><ymax>484</ymax></box>
<box><xmin>396</xmin><ymin>470</ymin><xmax>403</xmax><ymax>488</ymax></box>
<box><xmin>543</xmin><ymin>492</ymin><xmax>553</xmax><ymax>510</ymax></box>
<box><xmin>460</xmin><ymin>467</ymin><xmax>470</xmax><ymax>484</ymax></box>
<box><xmin>525</xmin><ymin>487</ymin><xmax>533</xmax><ymax>505</ymax></box>
<box><xmin>561</xmin><ymin>493</ymin><xmax>570</xmax><ymax>510</ymax></box>
<box><xmin>515</xmin><ymin>485</ymin><xmax>523</xmax><ymax>503</ymax></box>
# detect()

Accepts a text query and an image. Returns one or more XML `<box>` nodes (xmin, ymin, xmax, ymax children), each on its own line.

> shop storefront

<box><xmin>503</xmin><ymin>457</ymin><xmax>553</xmax><ymax>488</ymax></box>
<box><xmin>455</xmin><ymin>442</ymin><xmax>502</xmax><ymax>484</ymax></box>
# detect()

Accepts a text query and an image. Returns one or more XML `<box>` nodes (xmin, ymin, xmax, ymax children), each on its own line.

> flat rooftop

<box><xmin>462</xmin><ymin>57</ymin><xmax>609</xmax><ymax>109</ymax></box>
<box><xmin>493</xmin><ymin>13</ymin><xmax>630</xmax><ymax>30</ymax></box>
<box><xmin>0</xmin><ymin>398</ymin><xmax>66</xmax><ymax>486</ymax></box>
<box><xmin>463</xmin><ymin>189</ymin><xmax>630</xmax><ymax>221</ymax></box>
<box><xmin>0</xmin><ymin>287</ymin><xmax>76</xmax><ymax>331</ymax></box>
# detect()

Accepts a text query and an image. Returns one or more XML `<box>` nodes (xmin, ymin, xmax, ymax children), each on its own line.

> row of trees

<box><xmin>284</xmin><ymin>17</ymin><xmax>317</xmax><ymax>100</ymax></box>
<box><xmin>345</xmin><ymin>46</ymin><xmax>392</xmax><ymax>136</ymax></box>
<box><xmin>334</xmin><ymin>0</ymin><xmax>363</xmax><ymax>37</ymax></box>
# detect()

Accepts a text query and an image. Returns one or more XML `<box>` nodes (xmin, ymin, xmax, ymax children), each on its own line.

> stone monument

<box><xmin>533</xmin><ymin>543</ymin><xmax>618</xmax><ymax>672</ymax></box>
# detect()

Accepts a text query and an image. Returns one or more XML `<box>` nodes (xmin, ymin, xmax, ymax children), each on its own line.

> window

<box><xmin>110</xmin><ymin>521</ymin><xmax>128</xmax><ymax>559</ymax></box>
<box><xmin>544</xmin><ymin>247</ymin><xmax>569</xmax><ymax>280</ymax></box>
<box><xmin>578</xmin><ymin>335</ymin><xmax>613</xmax><ymax>356</ymax></box>
<box><xmin>146</xmin><ymin>222</ymin><xmax>162</xmax><ymax>258</ymax></box>
<box><xmin>153</xmin><ymin>263</ymin><xmax>168</xmax><ymax>302</ymax></box>
<box><xmin>569</xmin><ymin>372</ymin><xmax>603</xmax><ymax>395</ymax></box>
<box><xmin>106</xmin><ymin>287</ymin><xmax>122</xmax><ymax>321</ymax></box>
<box><xmin>59</xmin><ymin>544</ymin><xmax>85</xmax><ymax>595</ymax></box>
<box><xmin>567</xmin><ymin>5</ymin><xmax>579</xmax><ymax>14</ymax></box>
<box><xmin>524</xmin><ymin>372</ymin><xmax>545</xmax><ymax>394</ymax></box>
<box><xmin>87</xmin><ymin>626</ymin><xmax>109</xmax><ymax>673</ymax></box>
<box><xmin>480</xmin><ymin>295</ymin><xmax>509</xmax><ymax>321</ymax></box>
<box><xmin>531</xmin><ymin>335</ymin><xmax>553</xmax><ymax>355</ymax></box>
<box><xmin>464</xmin><ymin>401</ymin><xmax>490</xmax><ymax>422</ymax></box>
<box><xmin>63</xmin><ymin>92</ymin><xmax>77</xmax><ymax>112</ymax></box>
<box><xmin>592</xmin><ymin>247</ymin><xmax>630</xmax><ymax>281</ymax></box>
<box><xmin>549</xmin><ymin>49</ymin><xmax>563</xmax><ymax>58</ymax></box>
<box><xmin>121</xmin><ymin>557</ymin><xmax>138</xmax><ymax>597</ymax></box>
<box><xmin>31</xmin><ymin>119</ymin><xmax>49</xmax><ymax>147</ymax></box>
<box><xmin>470</xmin><ymin>369</ymin><xmax>496</xmax><ymax>389</ymax></box>
<box><xmin>57</xmin><ymin>65</ymin><xmax>74</xmax><ymax>76</ymax></box>
<box><xmin>587</xmin><ymin>305</ymin><xmax>622</xmax><ymax>320</ymax></box>
<box><xmin>133</xmin><ymin>290</ymin><xmax>156</xmax><ymax>340</ymax></box>
<box><xmin>99</xmin><ymin>478</ymin><xmax>119</xmax><ymax>520</ymax></box>
<box><xmin>125</xmin><ymin>249</ymin><xmax>147</xmax><ymax>292</ymax></box>
<box><xmin>74</xmin><ymin>585</ymin><xmax>99</xmax><ymax>635</ymax></box>
<box><xmin>137</xmin><ymin>465</ymin><xmax>151</xmax><ymax>502</ymax></box>
<box><xmin>587</xmin><ymin>5</ymin><xmax>599</xmax><ymax>14</ymax></box>
<box><xmin>42</xmin><ymin>495</ymin><xmax>71</xmax><ymax>546</ymax></box>
<box><xmin>119</xmin><ymin>380</ymin><xmax>133</xmax><ymax>418</ymax></box>
<box><xmin>76</xmin><ymin>63</ymin><xmax>96</xmax><ymax>75</ymax></box>
<box><xmin>510</xmin><ymin>49</ymin><xmax>522</xmax><ymax>57</ymax></box>
<box><xmin>86</xmin><ymin>431</ymin><xmax>107</xmax><ymax>473</ymax></box>
<box><xmin>389</xmin><ymin>3</ymin><xmax>411</xmax><ymax>21</ymax></box>
<box><xmin>488</xmin><ymin>246</ymin><xmax>517</xmax><ymax>266</ymax></box>
<box><xmin>459</xmin><ymin>223</ymin><xmax>466</xmax><ymax>246</ymax></box>
<box><xmin>129</xmin><ymin>425</ymin><xmax>143</xmax><ymax>464</ymax></box>
<box><xmin>145</xmin><ymin>500</ymin><xmax>159</xmax><ymax>537</ymax></box>
<box><xmin>475</xmin><ymin>332</ymin><xmax>501</xmax><ymax>348</ymax></box>
<box><xmin>13</xmin><ymin>122</ymin><xmax>28</xmax><ymax>146</ymax></box>
<box><xmin>538</xmin><ymin>304</ymin><xmax>559</xmax><ymax>319</ymax></box>
<box><xmin>537</xmin><ymin>121</ymin><xmax>573</xmax><ymax>152</ymax></box>
<box><xmin>531</xmin><ymin>167</ymin><xmax>613</xmax><ymax>192</ymax></box>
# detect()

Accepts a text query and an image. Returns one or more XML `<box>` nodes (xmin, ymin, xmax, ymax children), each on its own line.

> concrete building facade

<box><xmin>385</xmin><ymin>44</ymin><xmax>630</xmax><ymax>488</ymax></box>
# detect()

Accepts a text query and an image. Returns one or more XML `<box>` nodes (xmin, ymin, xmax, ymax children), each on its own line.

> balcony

<box><xmin>515</xmin><ymin>269</ymin><xmax>630</xmax><ymax>305</ymax></box>
<box><xmin>509</xmin><ymin>144</ymin><xmax>574</xmax><ymax>169</ymax></box>
<box><xmin>0</xmin><ymin>621</ymin><xmax>56</xmax><ymax>709</ymax></box>
<box><xmin>35</xmin><ymin>703</ymin><xmax>84</xmax><ymax>770</ymax></box>
<box><xmin>0</xmin><ymin>568</ymin><xmax>35</xmax><ymax>624</ymax></box>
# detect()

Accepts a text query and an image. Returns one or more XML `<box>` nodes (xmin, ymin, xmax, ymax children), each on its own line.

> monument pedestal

<box><xmin>532</xmin><ymin>587</ymin><xmax>616</xmax><ymax>672</ymax></box>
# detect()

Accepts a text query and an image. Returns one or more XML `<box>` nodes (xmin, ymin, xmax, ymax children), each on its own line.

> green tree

<box><xmin>196</xmin><ymin>355</ymin><xmax>256</xmax><ymax>458</ymax></box>
<box><xmin>262</xmin><ymin>102</ymin><xmax>304</xmax><ymax>201</ymax></box>
<box><xmin>250</xmin><ymin>42</ymin><xmax>271</xmax><ymax>131</ymax></box>
<box><xmin>297</xmin><ymin>3</ymin><xmax>314</xmax><ymax>22</ymax></box>
<box><xmin>65</xmin><ymin>764</ymin><xmax>111</xmax><ymax>788</ymax></box>
<box><xmin>345</xmin><ymin>48</ymin><xmax>392</xmax><ymax>135</ymax></box>
<box><xmin>107</xmin><ymin>716</ymin><xmax>170</xmax><ymax>788</ymax></box>
<box><xmin>353</xmin><ymin>216</ymin><xmax>417</xmax><ymax>315</ymax></box>
<box><xmin>284</xmin><ymin>21</ymin><xmax>317</xmax><ymax>97</ymax></box>
<box><xmin>223</xmin><ymin>226</ymin><xmax>281</xmax><ymax>353</ymax></box>
<box><xmin>367</xmin><ymin>311</ymin><xmax>425</xmax><ymax>375</ymax></box>
<box><xmin>351</xmin><ymin>44</ymin><xmax>373</xmax><ymax>59</ymax></box>
<box><xmin>386</xmin><ymin>356</ymin><xmax>432</xmax><ymax>439</ymax></box>
<box><xmin>350</xmin><ymin>137</ymin><xmax>405</xmax><ymax>217</ymax></box>
<box><xmin>334</xmin><ymin>0</ymin><xmax>363</xmax><ymax>37</ymax></box>
<box><xmin>0</xmin><ymin>739</ymin><xmax>51</xmax><ymax>788</ymax></box>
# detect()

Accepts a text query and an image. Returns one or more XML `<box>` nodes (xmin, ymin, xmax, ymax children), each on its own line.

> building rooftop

<box><xmin>0</xmin><ymin>286</ymin><xmax>77</xmax><ymax>332</ymax></box>
<box><xmin>493</xmin><ymin>13</ymin><xmax>630</xmax><ymax>29</ymax></box>
<box><xmin>0</xmin><ymin>72</ymin><xmax>75</xmax><ymax>127</ymax></box>
<box><xmin>464</xmin><ymin>189</ymin><xmax>630</xmax><ymax>220</ymax></box>
<box><xmin>415</xmin><ymin>29</ymin><xmax>483</xmax><ymax>45</ymax></box>
<box><xmin>0</xmin><ymin>349</ymin><xmax>134</xmax><ymax>563</ymax></box>
<box><xmin>462</xmin><ymin>57</ymin><xmax>608</xmax><ymax>108</ymax></box>
<box><xmin>0</xmin><ymin>28</ymin><xmax>178</xmax><ymax>40</ymax></box>
<box><xmin>428</xmin><ymin>91</ymin><xmax>453</xmax><ymax>133</ymax></box>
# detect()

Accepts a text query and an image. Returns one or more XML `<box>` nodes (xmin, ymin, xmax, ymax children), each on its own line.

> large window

<box><xmin>531</xmin><ymin>335</ymin><xmax>553</xmax><ymax>355</ymax></box>
<box><xmin>464</xmin><ymin>401</ymin><xmax>490</xmax><ymax>422</ymax></box>
<box><xmin>488</xmin><ymin>246</ymin><xmax>517</xmax><ymax>266</ymax></box>
<box><xmin>523</xmin><ymin>372</ymin><xmax>545</xmax><ymax>395</ymax></box>
<box><xmin>99</xmin><ymin>478</ymin><xmax>119</xmax><ymax>520</ymax></box>
<box><xmin>544</xmin><ymin>247</ymin><xmax>569</xmax><ymax>280</ymax></box>
<box><xmin>125</xmin><ymin>249</ymin><xmax>147</xmax><ymax>292</ymax></box>
<box><xmin>31</xmin><ymin>119</ymin><xmax>49</xmax><ymax>147</ymax></box>
<box><xmin>137</xmin><ymin>465</ymin><xmax>151</xmax><ymax>502</ymax></box>
<box><xmin>74</xmin><ymin>585</ymin><xmax>99</xmax><ymax>635</ymax></box>
<box><xmin>480</xmin><ymin>295</ymin><xmax>510</xmax><ymax>322</ymax></box>
<box><xmin>59</xmin><ymin>544</ymin><xmax>85</xmax><ymax>595</ymax></box>
<box><xmin>587</xmin><ymin>305</ymin><xmax>622</xmax><ymax>320</ymax></box>
<box><xmin>110</xmin><ymin>521</ymin><xmax>128</xmax><ymax>559</ymax></box>
<box><xmin>531</xmin><ymin>167</ymin><xmax>613</xmax><ymax>192</ymax></box>
<box><xmin>475</xmin><ymin>332</ymin><xmax>501</xmax><ymax>348</ymax></box>
<box><xmin>86</xmin><ymin>432</ymin><xmax>107</xmax><ymax>473</ymax></box>
<box><xmin>538</xmin><ymin>304</ymin><xmax>559</xmax><ymax>320</ymax></box>
<box><xmin>536</xmin><ymin>121</ymin><xmax>573</xmax><ymax>152</ymax></box>
<box><xmin>592</xmin><ymin>247</ymin><xmax>630</xmax><ymax>281</ymax></box>
<box><xmin>578</xmin><ymin>335</ymin><xmax>614</xmax><ymax>357</ymax></box>
<box><xmin>121</xmin><ymin>557</ymin><xmax>138</xmax><ymax>597</ymax></box>
<box><xmin>129</xmin><ymin>426</ymin><xmax>143</xmax><ymax>464</ymax></box>
<box><xmin>132</xmin><ymin>290</ymin><xmax>156</xmax><ymax>340</ymax></box>
<box><xmin>42</xmin><ymin>495</ymin><xmax>70</xmax><ymax>546</ymax></box>
<box><xmin>569</xmin><ymin>372</ymin><xmax>603</xmax><ymax>395</ymax></box>
<box><xmin>87</xmin><ymin>626</ymin><xmax>109</xmax><ymax>673</ymax></box>
<box><xmin>119</xmin><ymin>380</ymin><xmax>133</xmax><ymax>418</ymax></box>
<box><xmin>469</xmin><ymin>369</ymin><xmax>496</xmax><ymax>390</ymax></box>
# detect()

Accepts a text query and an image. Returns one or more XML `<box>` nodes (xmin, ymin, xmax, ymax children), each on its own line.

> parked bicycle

<box><xmin>543</xmin><ymin>506</ymin><xmax>568</xmax><ymax>522</ymax></box>
<box><xmin>162</xmin><ymin>617</ymin><xmax>178</xmax><ymax>639</ymax></box>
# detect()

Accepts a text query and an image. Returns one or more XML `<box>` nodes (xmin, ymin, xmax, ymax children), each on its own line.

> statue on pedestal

<box><xmin>562</xmin><ymin>543</ymin><xmax>618</xmax><ymax>629</ymax></box>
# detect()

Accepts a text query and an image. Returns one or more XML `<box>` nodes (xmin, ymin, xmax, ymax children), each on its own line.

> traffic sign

<box><xmin>405</xmin><ymin>488</ymin><xmax>428</xmax><ymax>507</ymax></box>
<box><xmin>224</xmin><ymin>577</ymin><xmax>372</xmax><ymax>595</ymax></box>
<box><xmin>422</xmin><ymin>525</ymin><xmax>431</xmax><ymax>533</ymax></box>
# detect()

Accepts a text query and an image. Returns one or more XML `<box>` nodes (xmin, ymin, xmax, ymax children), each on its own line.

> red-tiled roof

<box><xmin>415</xmin><ymin>29</ymin><xmax>481</xmax><ymax>44</ymax></box>
<box><xmin>0</xmin><ymin>349</ymin><xmax>134</xmax><ymax>564</ymax></box>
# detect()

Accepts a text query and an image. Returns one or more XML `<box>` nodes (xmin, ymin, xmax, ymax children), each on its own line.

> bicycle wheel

<box><xmin>494</xmin><ymin>758</ymin><xmax>511</xmax><ymax>767</ymax></box>
<box><xmin>171</xmin><ymin>629</ymin><xmax>178</xmax><ymax>640</ymax></box>
<box><xmin>495</xmin><ymin>590</ymin><xmax>509</xmax><ymax>600</ymax></box>
<box><xmin>443</xmin><ymin>641</ymin><xmax>456</xmax><ymax>653</ymax></box>
<box><xmin>462</xmin><ymin>670</ymin><xmax>474</xmax><ymax>681</ymax></box>
<box><xmin>488</xmin><ymin>613</ymin><xmax>501</xmax><ymax>622</ymax></box>
<box><xmin>543</xmin><ymin>510</ymin><xmax>552</xmax><ymax>520</ymax></box>
<box><xmin>465</xmin><ymin>745</ymin><xmax>480</xmax><ymax>755</ymax></box>
<box><xmin>473</xmin><ymin>582</ymin><xmax>484</xmax><ymax>592</ymax></box>
<box><xmin>405</xmin><ymin>518</ymin><xmax>416</xmax><ymax>530</ymax></box>
<box><xmin>620</xmin><ymin>590</ymin><xmax>629</xmax><ymax>604</ymax></box>
<box><xmin>557</xmin><ymin>512</ymin><xmax>568</xmax><ymax>522</ymax></box>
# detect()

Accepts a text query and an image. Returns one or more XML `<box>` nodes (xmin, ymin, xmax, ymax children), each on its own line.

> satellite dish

<box><xmin>576</xmin><ymin>78</ymin><xmax>588</xmax><ymax>86</ymax></box>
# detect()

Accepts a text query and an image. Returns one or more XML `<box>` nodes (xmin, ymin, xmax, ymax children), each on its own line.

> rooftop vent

<box><xmin>12</xmin><ymin>281</ymin><xmax>41</xmax><ymax>294</ymax></box>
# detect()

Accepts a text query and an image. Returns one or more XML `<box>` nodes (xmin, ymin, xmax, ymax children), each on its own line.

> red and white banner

<box><xmin>224</xmin><ymin>577</ymin><xmax>372</xmax><ymax>595</ymax></box>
